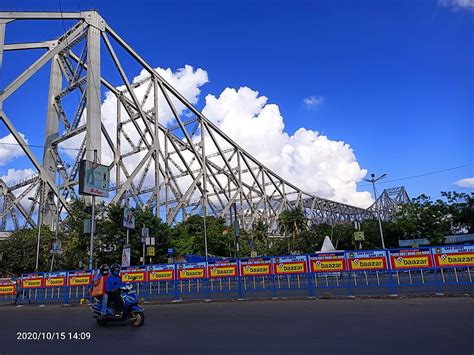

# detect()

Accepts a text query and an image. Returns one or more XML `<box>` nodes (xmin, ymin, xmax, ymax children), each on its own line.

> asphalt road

<box><xmin>0</xmin><ymin>297</ymin><xmax>473</xmax><ymax>355</ymax></box>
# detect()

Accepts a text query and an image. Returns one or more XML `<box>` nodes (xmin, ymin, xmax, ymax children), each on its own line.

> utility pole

<box><xmin>88</xmin><ymin>150</ymin><xmax>98</xmax><ymax>270</ymax></box>
<box><xmin>28</xmin><ymin>185</ymin><xmax>44</xmax><ymax>271</ymax></box>
<box><xmin>364</xmin><ymin>173</ymin><xmax>387</xmax><ymax>249</ymax></box>
<box><xmin>196</xmin><ymin>180</ymin><xmax>209</xmax><ymax>263</ymax></box>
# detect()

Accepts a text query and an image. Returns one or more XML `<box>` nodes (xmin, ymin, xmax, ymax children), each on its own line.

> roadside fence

<box><xmin>1</xmin><ymin>244</ymin><xmax>472</xmax><ymax>306</ymax></box>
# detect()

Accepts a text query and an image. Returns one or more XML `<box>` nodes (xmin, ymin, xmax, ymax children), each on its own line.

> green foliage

<box><xmin>0</xmin><ymin>227</ymin><xmax>54</xmax><ymax>276</ymax></box>
<box><xmin>0</xmin><ymin>191</ymin><xmax>472</xmax><ymax>275</ymax></box>
<box><xmin>277</xmin><ymin>207</ymin><xmax>307</xmax><ymax>253</ymax></box>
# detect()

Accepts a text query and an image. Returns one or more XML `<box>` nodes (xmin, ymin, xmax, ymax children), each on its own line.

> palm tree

<box><xmin>277</xmin><ymin>207</ymin><xmax>307</xmax><ymax>253</ymax></box>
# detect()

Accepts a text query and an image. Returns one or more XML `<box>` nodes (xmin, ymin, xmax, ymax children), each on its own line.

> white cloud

<box><xmin>303</xmin><ymin>95</ymin><xmax>324</xmax><ymax>107</ymax></box>
<box><xmin>438</xmin><ymin>0</ymin><xmax>474</xmax><ymax>10</ymax></box>
<box><xmin>0</xmin><ymin>168</ymin><xmax>36</xmax><ymax>184</ymax></box>
<box><xmin>203</xmin><ymin>87</ymin><xmax>373</xmax><ymax>208</ymax></box>
<box><xmin>61</xmin><ymin>65</ymin><xmax>208</xmax><ymax>166</ymax></box>
<box><xmin>0</xmin><ymin>133</ymin><xmax>27</xmax><ymax>166</ymax></box>
<box><xmin>454</xmin><ymin>177</ymin><xmax>474</xmax><ymax>188</ymax></box>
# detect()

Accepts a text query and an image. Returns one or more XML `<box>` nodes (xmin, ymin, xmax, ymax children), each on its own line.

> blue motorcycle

<box><xmin>91</xmin><ymin>283</ymin><xmax>145</xmax><ymax>327</ymax></box>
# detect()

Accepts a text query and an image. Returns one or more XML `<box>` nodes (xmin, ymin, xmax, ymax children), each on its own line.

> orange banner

<box><xmin>148</xmin><ymin>269</ymin><xmax>174</xmax><ymax>281</ymax></box>
<box><xmin>208</xmin><ymin>265</ymin><xmax>237</xmax><ymax>278</ymax></box>
<box><xmin>0</xmin><ymin>284</ymin><xmax>16</xmax><ymax>295</ymax></box>
<box><xmin>44</xmin><ymin>277</ymin><xmax>66</xmax><ymax>288</ymax></box>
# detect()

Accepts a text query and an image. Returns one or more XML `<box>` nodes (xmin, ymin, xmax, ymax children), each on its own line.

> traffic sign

<box><xmin>354</xmin><ymin>231</ymin><xmax>365</xmax><ymax>241</ymax></box>
<box><xmin>147</xmin><ymin>246</ymin><xmax>155</xmax><ymax>256</ymax></box>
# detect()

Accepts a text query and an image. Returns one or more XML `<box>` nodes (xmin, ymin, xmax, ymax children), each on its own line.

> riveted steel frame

<box><xmin>0</xmin><ymin>12</ymin><xmax>408</xmax><ymax>232</ymax></box>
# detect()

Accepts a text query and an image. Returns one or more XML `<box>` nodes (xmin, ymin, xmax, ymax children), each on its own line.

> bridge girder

<box><xmin>0</xmin><ymin>11</ymin><xmax>409</xmax><ymax>232</ymax></box>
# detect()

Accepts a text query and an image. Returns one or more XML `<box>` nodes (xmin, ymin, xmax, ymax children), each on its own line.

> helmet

<box><xmin>99</xmin><ymin>264</ymin><xmax>109</xmax><ymax>276</ymax></box>
<box><xmin>110</xmin><ymin>263</ymin><xmax>121</xmax><ymax>276</ymax></box>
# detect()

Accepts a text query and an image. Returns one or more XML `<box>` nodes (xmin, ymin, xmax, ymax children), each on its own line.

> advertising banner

<box><xmin>147</xmin><ymin>264</ymin><xmax>175</xmax><ymax>281</ymax></box>
<box><xmin>44</xmin><ymin>272</ymin><xmax>67</xmax><ymax>288</ymax></box>
<box><xmin>347</xmin><ymin>250</ymin><xmax>387</xmax><ymax>271</ymax></box>
<box><xmin>240</xmin><ymin>258</ymin><xmax>272</xmax><ymax>277</ymax></box>
<box><xmin>432</xmin><ymin>245</ymin><xmax>474</xmax><ymax>268</ymax></box>
<box><xmin>121</xmin><ymin>244</ymin><xmax>131</xmax><ymax>267</ymax></box>
<box><xmin>121</xmin><ymin>267</ymin><xmax>147</xmax><ymax>283</ymax></box>
<box><xmin>177</xmin><ymin>262</ymin><xmax>207</xmax><ymax>280</ymax></box>
<box><xmin>273</xmin><ymin>255</ymin><xmax>307</xmax><ymax>275</ymax></box>
<box><xmin>208</xmin><ymin>261</ymin><xmax>238</xmax><ymax>278</ymax></box>
<box><xmin>67</xmin><ymin>271</ymin><xmax>92</xmax><ymax>287</ymax></box>
<box><xmin>389</xmin><ymin>248</ymin><xmax>433</xmax><ymax>270</ymax></box>
<box><xmin>78</xmin><ymin>160</ymin><xmax>110</xmax><ymax>197</ymax></box>
<box><xmin>122</xmin><ymin>208</ymin><xmax>135</xmax><ymax>230</ymax></box>
<box><xmin>310</xmin><ymin>252</ymin><xmax>346</xmax><ymax>273</ymax></box>
<box><xmin>21</xmin><ymin>273</ymin><xmax>44</xmax><ymax>289</ymax></box>
<box><xmin>0</xmin><ymin>279</ymin><xmax>16</xmax><ymax>295</ymax></box>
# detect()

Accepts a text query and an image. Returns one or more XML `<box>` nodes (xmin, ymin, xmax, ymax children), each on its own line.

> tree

<box><xmin>396</xmin><ymin>194</ymin><xmax>452</xmax><ymax>245</ymax></box>
<box><xmin>277</xmin><ymin>207</ymin><xmax>307</xmax><ymax>253</ymax></box>
<box><xmin>170</xmin><ymin>215</ymin><xmax>228</xmax><ymax>257</ymax></box>
<box><xmin>0</xmin><ymin>227</ymin><xmax>55</xmax><ymax>276</ymax></box>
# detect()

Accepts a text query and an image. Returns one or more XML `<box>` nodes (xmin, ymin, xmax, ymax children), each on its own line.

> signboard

<box><xmin>78</xmin><ymin>160</ymin><xmax>110</xmax><ymax>197</ymax></box>
<box><xmin>121</xmin><ymin>244</ymin><xmax>131</xmax><ymax>267</ymax></box>
<box><xmin>310</xmin><ymin>252</ymin><xmax>347</xmax><ymax>273</ymax></box>
<box><xmin>389</xmin><ymin>248</ymin><xmax>433</xmax><ymax>270</ymax></box>
<box><xmin>21</xmin><ymin>274</ymin><xmax>44</xmax><ymax>289</ymax></box>
<box><xmin>0</xmin><ymin>279</ymin><xmax>15</xmax><ymax>295</ymax></box>
<box><xmin>122</xmin><ymin>207</ymin><xmax>135</xmax><ymax>229</ymax></box>
<box><xmin>240</xmin><ymin>258</ymin><xmax>272</xmax><ymax>277</ymax></box>
<box><xmin>347</xmin><ymin>250</ymin><xmax>387</xmax><ymax>271</ymax></box>
<box><xmin>147</xmin><ymin>246</ymin><xmax>155</xmax><ymax>256</ymax></box>
<box><xmin>432</xmin><ymin>245</ymin><xmax>474</xmax><ymax>268</ymax></box>
<box><xmin>50</xmin><ymin>239</ymin><xmax>62</xmax><ymax>254</ymax></box>
<box><xmin>148</xmin><ymin>264</ymin><xmax>175</xmax><ymax>281</ymax></box>
<box><xmin>141</xmin><ymin>227</ymin><xmax>149</xmax><ymax>243</ymax></box>
<box><xmin>177</xmin><ymin>262</ymin><xmax>207</xmax><ymax>280</ymax></box>
<box><xmin>273</xmin><ymin>255</ymin><xmax>307</xmax><ymax>275</ymax></box>
<box><xmin>67</xmin><ymin>271</ymin><xmax>92</xmax><ymax>287</ymax></box>
<box><xmin>208</xmin><ymin>261</ymin><xmax>238</xmax><ymax>278</ymax></box>
<box><xmin>121</xmin><ymin>267</ymin><xmax>146</xmax><ymax>283</ymax></box>
<box><xmin>44</xmin><ymin>272</ymin><xmax>67</xmax><ymax>288</ymax></box>
<box><xmin>167</xmin><ymin>248</ymin><xmax>174</xmax><ymax>255</ymax></box>
<box><xmin>354</xmin><ymin>231</ymin><xmax>365</xmax><ymax>242</ymax></box>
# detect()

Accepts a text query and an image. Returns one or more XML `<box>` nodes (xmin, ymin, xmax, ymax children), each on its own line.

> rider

<box><xmin>106</xmin><ymin>263</ymin><xmax>123</xmax><ymax>315</ymax></box>
<box><xmin>90</xmin><ymin>264</ymin><xmax>109</xmax><ymax>317</ymax></box>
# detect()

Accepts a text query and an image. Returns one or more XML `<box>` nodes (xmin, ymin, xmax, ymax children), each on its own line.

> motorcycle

<box><xmin>91</xmin><ymin>283</ymin><xmax>145</xmax><ymax>327</ymax></box>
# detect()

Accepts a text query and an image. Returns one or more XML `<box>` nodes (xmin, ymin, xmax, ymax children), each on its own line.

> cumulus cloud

<box><xmin>203</xmin><ymin>87</ymin><xmax>373</xmax><ymax>208</ymax></box>
<box><xmin>13</xmin><ymin>65</ymin><xmax>371</xmax><ymax>208</ymax></box>
<box><xmin>61</xmin><ymin>65</ymin><xmax>208</xmax><ymax>166</ymax></box>
<box><xmin>438</xmin><ymin>0</ymin><xmax>474</xmax><ymax>10</ymax></box>
<box><xmin>0</xmin><ymin>168</ymin><xmax>36</xmax><ymax>184</ymax></box>
<box><xmin>303</xmin><ymin>95</ymin><xmax>324</xmax><ymax>107</ymax></box>
<box><xmin>454</xmin><ymin>177</ymin><xmax>474</xmax><ymax>188</ymax></box>
<box><xmin>0</xmin><ymin>133</ymin><xmax>27</xmax><ymax>166</ymax></box>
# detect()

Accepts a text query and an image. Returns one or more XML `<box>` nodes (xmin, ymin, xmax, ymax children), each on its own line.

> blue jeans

<box><xmin>100</xmin><ymin>293</ymin><xmax>108</xmax><ymax>315</ymax></box>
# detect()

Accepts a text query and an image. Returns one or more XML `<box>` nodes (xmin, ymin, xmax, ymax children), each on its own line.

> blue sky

<box><xmin>0</xmin><ymin>0</ymin><xmax>473</xmax><ymax>204</ymax></box>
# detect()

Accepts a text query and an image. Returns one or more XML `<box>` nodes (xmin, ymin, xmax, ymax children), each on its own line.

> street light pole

<box><xmin>364</xmin><ymin>173</ymin><xmax>387</xmax><ymax>249</ymax></box>
<box><xmin>29</xmin><ymin>192</ymin><xmax>43</xmax><ymax>271</ymax></box>
<box><xmin>197</xmin><ymin>180</ymin><xmax>209</xmax><ymax>263</ymax></box>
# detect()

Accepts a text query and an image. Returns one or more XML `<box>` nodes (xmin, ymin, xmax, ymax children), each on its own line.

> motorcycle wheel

<box><xmin>130</xmin><ymin>312</ymin><xmax>145</xmax><ymax>327</ymax></box>
<box><xmin>96</xmin><ymin>318</ymin><xmax>108</xmax><ymax>327</ymax></box>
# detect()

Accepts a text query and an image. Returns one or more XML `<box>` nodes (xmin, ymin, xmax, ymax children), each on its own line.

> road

<box><xmin>0</xmin><ymin>297</ymin><xmax>473</xmax><ymax>355</ymax></box>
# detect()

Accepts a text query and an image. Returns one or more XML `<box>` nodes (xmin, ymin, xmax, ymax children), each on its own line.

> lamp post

<box><xmin>196</xmin><ymin>181</ymin><xmax>209</xmax><ymax>262</ymax></box>
<box><xmin>364</xmin><ymin>173</ymin><xmax>387</xmax><ymax>249</ymax></box>
<box><xmin>28</xmin><ymin>195</ymin><xmax>43</xmax><ymax>271</ymax></box>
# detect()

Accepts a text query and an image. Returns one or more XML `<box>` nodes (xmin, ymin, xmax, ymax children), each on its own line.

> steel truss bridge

<box><xmin>0</xmin><ymin>11</ymin><xmax>410</xmax><ymax>232</ymax></box>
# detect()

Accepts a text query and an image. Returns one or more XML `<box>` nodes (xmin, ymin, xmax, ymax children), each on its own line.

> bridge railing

<box><xmin>1</xmin><ymin>244</ymin><xmax>472</xmax><ymax>306</ymax></box>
